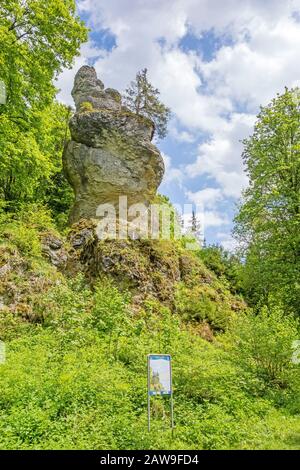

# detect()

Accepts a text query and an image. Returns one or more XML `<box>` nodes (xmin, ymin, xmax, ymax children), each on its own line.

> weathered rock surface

<box><xmin>63</xmin><ymin>66</ymin><xmax>164</xmax><ymax>223</ymax></box>
<box><xmin>64</xmin><ymin>220</ymin><xmax>247</xmax><ymax>320</ymax></box>
<box><xmin>41</xmin><ymin>234</ymin><xmax>68</xmax><ymax>269</ymax></box>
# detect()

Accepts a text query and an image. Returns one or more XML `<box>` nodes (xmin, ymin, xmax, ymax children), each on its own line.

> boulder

<box><xmin>41</xmin><ymin>234</ymin><xmax>68</xmax><ymax>268</ymax></box>
<box><xmin>63</xmin><ymin>66</ymin><xmax>164</xmax><ymax>223</ymax></box>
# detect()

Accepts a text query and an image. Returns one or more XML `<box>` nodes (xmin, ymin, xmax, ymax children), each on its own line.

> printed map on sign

<box><xmin>149</xmin><ymin>355</ymin><xmax>171</xmax><ymax>395</ymax></box>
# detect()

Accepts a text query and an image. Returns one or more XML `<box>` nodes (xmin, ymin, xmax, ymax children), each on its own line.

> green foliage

<box><xmin>123</xmin><ymin>68</ymin><xmax>171</xmax><ymax>139</ymax></box>
<box><xmin>79</xmin><ymin>101</ymin><xmax>94</xmax><ymax>113</ymax></box>
<box><xmin>175</xmin><ymin>283</ymin><xmax>235</xmax><ymax>330</ymax></box>
<box><xmin>92</xmin><ymin>281</ymin><xmax>131</xmax><ymax>332</ymax></box>
<box><xmin>0</xmin><ymin>287</ymin><xmax>299</xmax><ymax>449</ymax></box>
<box><xmin>0</xmin><ymin>1</ymin><xmax>87</xmax><ymax>208</ymax></box>
<box><xmin>234</xmin><ymin>88</ymin><xmax>300</xmax><ymax>314</ymax></box>
<box><xmin>198</xmin><ymin>244</ymin><xmax>244</xmax><ymax>294</ymax></box>
<box><xmin>0</xmin><ymin>207</ymin><xmax>299</xmax><ymax>450</ymax></box>
<box><xmin>0</xmin><ymin>203</ymin><xmax>57</xmax><ymax>257</ymax></box>
<box><xmin>90</xmin><ymin>281</ymin><xmax>133</xmax><ymax>359</ymax></box>
<box><xmin>44</xmin><ymin>170</ymin><xmax>74</xmax><ymax>230</ymax></box>
<box><xmin>224</xmin><ymin>303</ymin><xmax>300</xmax><ymax>389</ymax></box>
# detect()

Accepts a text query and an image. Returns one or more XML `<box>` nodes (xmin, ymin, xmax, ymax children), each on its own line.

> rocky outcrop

<box><xmin>63</xmin><ymin>66</ymin><xmax>165</xmax><ymax>224</ymax></box>
<box><xmin>64</xmin><ymin>219</ymin><xmax>247</xmax><ymax>322</ymax></box>
<box><xmin>41</xmin><ymin>234</ymin><xmax>67</xmax><ymax>269</ymax></box>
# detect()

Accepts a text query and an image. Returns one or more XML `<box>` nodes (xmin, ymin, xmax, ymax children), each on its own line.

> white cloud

<box><xmin>169</xmin><ymin>124</ymin><xmax>196</xmax><ymax>143</ymax></box>
<box><xmin>161</xmin><ymin>153</ymin><xmax>184</xmax><ymax>187</ymax></box>
<box><xmin>56</xmin><ymin>0</ymin><xmax>300</xmax><ymax>242</ymax></box>
<box><xmin>200</xmin><ymin>16</ymin><xmax>300</xmax><ymax>113</ymax></box>
<box><xmin>203</xmin><ymin>211</ymin><xmax>230</xmax><ymax>229</ymax></box>
<box><xmin>63</xmin><ymin>0</ymin><xmax>300</xmax><ymax>125</ymax></box>
<box><xmin>60</xmin><ymin>1</ymin><xmax>300</xmax><ymax>134</ymax></box>
<box><xmin>181</xmin><ymin>209</ymin><xmax>228</xmax><ymax>232</ymax></box>
<box><xmin>186</xmin><ymin>187</ymin><xmax>223</xmax><ymax>209</ymax></box>
<box><xmin>216</xmin><ymin>232</ymin><xmax>238</xmax><ymax>252</ymax></box>
<box><xmin>186</xmin><ymin>113</ymin><xmax>255</xmax><ymax>197</ymax></box>
<box><xmin>185</xmin><ymin>189</ymin><xmax>230</xmax><ymax>229</ymax></box>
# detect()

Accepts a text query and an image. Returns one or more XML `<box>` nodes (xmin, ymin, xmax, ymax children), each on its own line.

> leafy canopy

<box><xmin>234</xmin><ymin>88</ymin><xmax>300</xmax><ymax>314</ymax></box>
<box><xmin>0</xmin><ymin>0</ymin><xmax>87</xmax><ymax>207</ymax></box>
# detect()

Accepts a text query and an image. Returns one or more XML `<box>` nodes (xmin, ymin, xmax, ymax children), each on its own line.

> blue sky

<box><xmin>57</xmin><ymin>0</ymin><xmax>300</xmax><ymax>250</ymax></box>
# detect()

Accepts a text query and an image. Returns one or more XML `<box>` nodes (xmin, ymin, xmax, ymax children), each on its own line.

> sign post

<box><xmin>147</xmin><ymin>354</ymin><xmax>174</xmax><ymax>432</ymax></box>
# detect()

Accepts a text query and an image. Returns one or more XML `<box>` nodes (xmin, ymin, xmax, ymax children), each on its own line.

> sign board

<box><xmin>148</xmin><ymin>354</ymin><xmax>171</xmax><ymax>395</ymax></box>
<box><xmin>147</xmin><ymin>354</ymin><xmax>174</xmax><ymax>431</ymax></box>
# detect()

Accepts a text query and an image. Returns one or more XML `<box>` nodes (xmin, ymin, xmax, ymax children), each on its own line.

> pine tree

<box><xmin>189</xmin><ymin>210</ymin><xmax>203</xmax><ymax>246</ymax></box>
<box><xmin>123</xmin><ymin>68</ymin><xmax>171</xmax><ymax>139</ymax></box>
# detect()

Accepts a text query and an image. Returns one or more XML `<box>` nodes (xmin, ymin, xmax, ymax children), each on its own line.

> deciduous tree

<box><xmin>234</xmin><ymin>88</ymin><xmax>300</xmax><ymax>314</ymax></box>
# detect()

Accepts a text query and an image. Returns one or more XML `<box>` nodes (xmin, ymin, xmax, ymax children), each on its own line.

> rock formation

<box><xmin>63</xmin><ymin>66</ymin><xmax>165</xmax><ymax>223</ymax></box>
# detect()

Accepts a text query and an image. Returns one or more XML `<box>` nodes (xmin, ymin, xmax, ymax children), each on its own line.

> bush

<box><xmin>175</xmin><ymin>283</ymin><xmax>234</xmax><ymax>330</ymax></box>
<box><xmin>0</xmin><ymin>204</ymin><xmax>57</xmax><ymax>258</ymax></box>
<box><xmin>1</xmin><ymin>206</ymin><xmax>299</xmax><ymax>450</ymax></box>
<box><xmin>224</xmin><ymin>304</ymin><xmax>300</xmax><ymax>388</ymax></box>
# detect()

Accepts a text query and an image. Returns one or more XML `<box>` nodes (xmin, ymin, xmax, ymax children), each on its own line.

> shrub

<box><xmin>79</xmin><ymin>101</ymin><xmax>94</xmax><ymax>113</ymax></box>
<box><xmin>225</xmin><ymin>304</ymin><xmax>300</xmax><ymax>388</ymax></box>
<box><xmin>175</xmin><ymin>283</ymin><xmax>234</xmax><ymax>330</ymax></box>
<box><xmin>91</xmin><ymin>281</ymin><xmax>133</xmax><ymax>358</ymax></box>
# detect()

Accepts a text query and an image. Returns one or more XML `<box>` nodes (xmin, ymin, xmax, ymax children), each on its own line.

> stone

<box><xmin>0</xmin><ymin>263</ymin><xmax>11</xmax><ymax>277</ymax></box>
<box><xmin>71</xmin><ymin>65</ymin><xmax>121</xmax><ymax>112</ymax></box>
<box><xmin>69</xmin><ymin>226</ymin><xmax>96</xmax><ymax>250</ymax></box>
<box><xmin>41</xmin><ymin>234</ymin><xmax>67</xmax><ymax>268</ymax></box>
<box><xmin>63</xmin><ymin>66</ymin><xmax>164</xmax><ymax>224</ymax></box>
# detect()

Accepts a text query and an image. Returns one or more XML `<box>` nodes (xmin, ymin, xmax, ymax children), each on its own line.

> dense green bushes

<box><xmin>224</xmin><ymin>304</ymin><xmax>299</xmax><ymax>388</ymax></box>
<box><xmin>0</xmin><ymin>272</ymin><xmax>299</xmax><ymax>448</ymax></box>
<box><xmin>0</xmin><ymin>207</ymin><xmax>299</xmax><ymax>450</ymax></box>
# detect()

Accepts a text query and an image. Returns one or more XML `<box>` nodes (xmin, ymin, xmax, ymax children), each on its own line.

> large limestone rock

<box><xmin>63</xmin><ymin>66</ymin><xmax>165</xmax><ymax>223</ymax></box>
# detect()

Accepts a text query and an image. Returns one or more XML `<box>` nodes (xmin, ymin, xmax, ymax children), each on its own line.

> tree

<box><xmin>0</xmin><ymin>0</ymin><xmax>87</xmax><ymax>206</ymax></box>
<box><xmin>234</xmin><ymin>88</ymin><xmax>300</xmax><ymax>314</ymax></box>
<box><xmin>198</xmin><ymin>244</ymin><xmax>243</xmax><ymax>294</ymax></box>
<box><xmin>123</xmin><ymin>68</ymin><xmax>171</xmax><ymax>139</ymax></box>
<box><xmin>0</xmin><ymin>101</ymin><xmax>68</xmax><ymax>204</ymax></box>
<box><xmin>188</xmin><ymin>210</ymin><xmax>203</xmax><ymax>245</ymax></box>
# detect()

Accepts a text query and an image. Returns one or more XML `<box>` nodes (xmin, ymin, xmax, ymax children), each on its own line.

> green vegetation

<box><xmin>0</xmin><ymin>0</ymin><xmax>87</xmax><ymax>211</ymax></box>
<box><xmin>234</xmin><ymin>88</ymin><xmax>300</xmax><ymax>315</ymax></box>
<box><xmin>197</xmin><ymin>244</ymin><xmax>243</xmax><ymax>294</ymax></box>
<box><xmin>79</xmin><ymin>101</ymin><xmax>94</xmax><ymax>113</ymax></box>
<box><xmin>0</xmin><ymin>1</ymin><xmax>299</xmax><ymax>451</ymax></box>
<box><xmin>123</xmin><ymin>68</ymin><xmax>171</xmax><ymax>139</ymax></box>
<box><xmin>0</xmin><ymin>209</ymin><xmax>299</xmax><ymax>450</ymax></box>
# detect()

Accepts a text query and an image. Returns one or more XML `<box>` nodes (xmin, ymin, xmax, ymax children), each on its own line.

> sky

<box><xmin>56</xmin><ymin>0</ymin><xmax>300</xmax><ymax>250</ymax></box>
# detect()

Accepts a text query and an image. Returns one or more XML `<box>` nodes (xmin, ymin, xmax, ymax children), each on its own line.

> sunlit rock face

<box><xmin>63</xmin><ymin>66</ymin><xmax>164</xmax><ymax>224</ymax></box>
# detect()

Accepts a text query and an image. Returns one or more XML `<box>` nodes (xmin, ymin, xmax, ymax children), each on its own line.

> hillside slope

<box><xmin>0</xmin><ymin>208</ymin><xmax>299</xmax><ymax>450</ymax></box>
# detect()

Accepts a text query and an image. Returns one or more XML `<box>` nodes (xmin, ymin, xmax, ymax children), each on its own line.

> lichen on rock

<box><xmin>63</xmin><ymin>66</ymin><xmax>164</xmax><ymax>223</ymax></box>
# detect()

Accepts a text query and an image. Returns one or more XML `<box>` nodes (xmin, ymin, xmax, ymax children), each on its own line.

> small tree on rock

<box><xmin>123</xmin><ymin>68</ymin><xmax>171</xmax><ymax>139</ymax></box>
